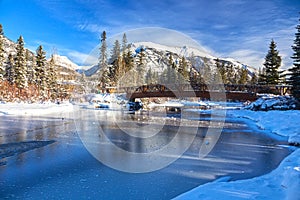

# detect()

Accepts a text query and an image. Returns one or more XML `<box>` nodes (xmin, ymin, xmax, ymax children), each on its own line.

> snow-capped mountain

<box><xmin>1</xmin><ymin>35</ymin><xmax>80</xmax><ymax>75</ymax></box>
<box><xmin>82</xmin><ymin>41</ymin><xmax>258</xmax><ymax>79</ymax></box>
<box><xmin>132</xmin><ymin>42</ymin><xmax>257</xmax><ymax>74</ymax></box>
<box><xmin>132</xmin><ymin>41</ymin><xmax>215</xmax><ymax>59</ymax></box>
<box><xmin>50</xmin><ymin>54</ymin><xmax>79</xmax><ymax>71</ymax></box>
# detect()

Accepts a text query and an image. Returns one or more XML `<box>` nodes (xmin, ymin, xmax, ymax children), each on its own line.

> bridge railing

<box><xmin>118</xmin><ymin>84</ymin><xmax>291</xmax><ymax>95</ymax></box>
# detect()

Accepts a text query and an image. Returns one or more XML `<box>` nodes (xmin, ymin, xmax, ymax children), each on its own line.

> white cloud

<box><xmin>226</xmin><ymin>49</ymin><xmax>264</xmax><ymax>68</ymax></box>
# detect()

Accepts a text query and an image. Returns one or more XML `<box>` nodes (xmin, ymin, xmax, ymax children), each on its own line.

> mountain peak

<box><xmin>50</xmin><ymin>54</ymin><xmax>79</xmax><ymax>70</ymax></box>
<box><xmin>131</xmin><ymin>41</ymin><xmax>215</xmax><ymax>59</ymax></box>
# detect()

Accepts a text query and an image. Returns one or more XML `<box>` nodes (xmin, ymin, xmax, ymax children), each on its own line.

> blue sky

<box><xmin>0</xmin><ymin>0</ymin><xmax>299</xmax><ymax>69</ymax></box>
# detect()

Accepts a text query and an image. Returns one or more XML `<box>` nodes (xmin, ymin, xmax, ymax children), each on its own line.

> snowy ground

<box><xmin>0</xmin><ymin>101</ymin><xmax>74</xmax><ymax>116</ymax></box>
<box><xmin>227</xmin><ymin>109</ymin><xmax>300</xmax><ymax>145</ymax></box>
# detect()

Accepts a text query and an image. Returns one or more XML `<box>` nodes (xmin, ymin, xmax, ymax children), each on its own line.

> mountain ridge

<box><xmin>81</xmin><ymin>41</ymin><xmax>258</xmax><ymax>81</ymax></box>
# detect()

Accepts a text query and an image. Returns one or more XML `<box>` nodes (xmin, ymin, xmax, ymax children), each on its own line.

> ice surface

<box><xmin>175</xmin><ymin>149</ymin><xmax>300</xmax><ymax>200</ymax></box>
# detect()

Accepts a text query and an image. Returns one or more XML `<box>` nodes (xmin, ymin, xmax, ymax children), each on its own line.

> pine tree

<box><xmin>109</xmin><ymin>40</ymin><xmax>121</xmax><ymax>83</ymax></box>
<box><xmin>15</xmin><ymin>36</ymin><xmax>28</xmax><ymax>92</ymax></box>
<box><xmin>215</xmin><ymin>59</ymin><xmax>227</xmax><ymax>84</ymax></box>
<box><xmin>178</xmin><ymin>56</ymin><xmax>189</xmax><ymax>82</ymax></box>
<box><xmin>227</xmin><ymin>64</ymin><xmax>235</xmax><ymax>84</ymax></box>
<box><xmin>5</xmin><ymin>54</ymin><xmax>15</xmax><ymax>84</ymax></box>
<box><xmin>35</xmin><ymin>45</ymin><xmax>48</xmax><ymax>100</ymax></box>
<box><xmin>0</xmin><ymin>24</ymin><xmax>4</xmax><ymax>81</ymax></box>
<box><xmin>111</xmin><ymin>39</ymin><xmax>121</xmax><ymax>62</ymax></box>
<box><xmin>98</xmin><ymin>31</ymin><xmax>109</xmax><ymax>89</ymax></box>
<box><xmin>124</xmin><ymin>49</ymin><xmax>134</xmax><ymax>72</ymax></box>
<box><xmin>233</xmin><ymin>70</ymin><xmax>240</xmax><ymax>85</ymax></box>
<box><xmin>250</xmin><ymin>73</ymin><xmax>258</xmax><ymax>85</ymax></box>
<box><xmin>136</xmin><ymin>47</ymin><xmax>146</xmax><ymax>85</ymax></box>
<box><xmin>122</xmin><ymin>33</ymin><xmax>128</xmax><ymax>57</ymax></box>
<box><xmin>263</xmin><ymin>39</ymin><xmax>282</xmax><ymax>85</ymax></box>
<box><xmin>114</xmin><ymin>55</ymin><xmax>123</xmax><ymax>83</ymax></box>
<box><xmin>26</xmin><ymin>49</ymin><xmax>35</xmax><ymax>84</ymax></box>
<box><xmin>288</xmin><ymin>15</ymin><xmax>300</xmax><ymax>101</ymax></box>
<box><xmin>238</xmin><ymin>67</ymin><xmax>248</xmax><ymax>85</ymax></box>
<box><xmin>258</xmin><ymin>67</ymin><xmax>266</xmax><ymax>84</ymax></box>
<box><xmin>168</xmin><ymin>53</ymin><xmax>177</xmax><ymax>82</ymax></box>
<box><xmin>48</xmin><ymin>54</ymin><xmax>58</xmax><ymax>100</ymax></box>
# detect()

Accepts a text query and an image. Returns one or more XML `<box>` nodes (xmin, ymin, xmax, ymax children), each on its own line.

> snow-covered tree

<box><xmin>120</xmin><ymin>33</ymin><xmax>129</xmax><ymax>74</ymax></box>
<box><xmin>116</xmin><ymin>55</ymin><xmax>124</xmax><ymax>82</ymax></box>
<box><xmin>5</xmin><ymin>53</ymin><xmax>15</xmax><ymax>85</ymax></box>
<box><xmin>288</xmin><ymin>16</ymin><xmax>300</xmax><ymax>101</ymax></box>
<box><xmin>15</xmin><ymin>36</ymin><xmax>28</xmax><ymax>91</ymax></box>
<box><xmin>26</xmin><ymin>49</ymin><xmax>35</xmax><ymax>84</ymax></box>
<box><xmin>263</xmin><ymin>39</ymin><xmax>282</xmax><ymax>85</ymax></box>
<box><xmin>110</xmin><ymin>39</ymin><xmax>121</xmax><ymax>62</ymax></box>
<box><xmin>48</xmin><ymin>54</ymin><xmax>58</xmax><ymax>100</ymax></box>
<box><xmin>109</xmin><ymin>40</ymin><xmax>121</xmax><ymax>83</ymax></box>
<box><xmin>35</xmin><ymin>45</ymin><xmax>48</xmax><ymax>99</ymax></box>
<box><xmin>98</xmin><ymin>31</ymin><xmax>110</xmax><ymax>89</ymax></box>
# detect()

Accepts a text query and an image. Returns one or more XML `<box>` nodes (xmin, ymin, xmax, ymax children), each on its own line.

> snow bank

<box><xmin>87</xmin><ymin>93</ymin><xmax>127</xmax><ymax>104</ymax></box>
<box><xmin>227</xmin><ymin>109</ymin><xmax>300</xmax><ymax>145</ymax></box>
<box><xmin>245</xmin><ymin>95</ymin><xmax>298</xmax><ymax>111</ymax></box>
<box><xmin>175</xmin><ymin>148</ymin><xmax>300</xmax><ymax>200</ymax></box>
<box><xmin>0</xmin><ymin>102</ymin><xmax>74</xmax><ymax>116</ymax></box>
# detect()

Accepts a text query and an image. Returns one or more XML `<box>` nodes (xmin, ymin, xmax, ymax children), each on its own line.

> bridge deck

<box><xmin>117</xmin><ymin>84</ymin><xmax>290</xmax><ymax>101</ymax></box>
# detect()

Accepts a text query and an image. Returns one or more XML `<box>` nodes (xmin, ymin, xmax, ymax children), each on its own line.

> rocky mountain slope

<box><xmin>83</xmin><ymin>41</ymin><xmax>258</xmax><ymax>80</ymax></box>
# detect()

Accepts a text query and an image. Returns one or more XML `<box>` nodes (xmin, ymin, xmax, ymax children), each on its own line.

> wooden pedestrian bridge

<box><xmin>115</xmin><ymin>84</ymin><xmax>291</xmax><ymax>101</ymax></box>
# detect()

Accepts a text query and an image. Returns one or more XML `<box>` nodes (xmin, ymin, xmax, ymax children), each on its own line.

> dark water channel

<box><xmin>0</xmin><ymin>108</ymin><xmax>292</xmax><ymax>199</ymax></box>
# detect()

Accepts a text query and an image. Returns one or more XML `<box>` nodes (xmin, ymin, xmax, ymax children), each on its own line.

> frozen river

<box><xmin>0</xmin><ymin>106</ymin><xmax>292</xmax><ymax>199</ymax></box>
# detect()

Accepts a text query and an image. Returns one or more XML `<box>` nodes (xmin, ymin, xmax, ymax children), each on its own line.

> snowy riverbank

<box><xmin>0</xmin><ymin>101</ymin><xmax>74</xmax><ymax>116</ymax></box>
<box><xmin>227</xmin><ymin>109</ymin><xmax>300</xmax><ymax>145</ymax></box>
